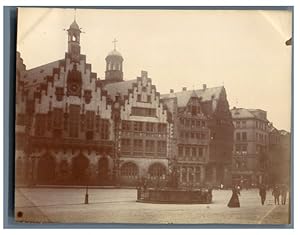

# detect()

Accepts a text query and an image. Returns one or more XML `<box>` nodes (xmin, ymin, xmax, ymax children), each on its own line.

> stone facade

<box><xmin>16</xmin><ymin>19</ymin><xmax>234</xmax><ymax>187</ymax></box>
<box><xmin>104</xmin><ymin>71</ymin><xmax>172</xmax><ymax>186</ymax></box>
<box><xmin>230</xmin><ymin>108</ymin><xmax>270</xmax><ymax>187</ymax></box>
<box><xmin>16</xmin><ymin>21</ymin><xmax>115</xmax><ymax>186</ymax></box>
<box><xmin>162</xmin><ymin>86</ymin><xmax>234</xmax><ymax>187</ymax></box>
<box><xmin>268</xmin><ymin>128</ymin><xmax>291</xmax><ymax>186</ymax></box>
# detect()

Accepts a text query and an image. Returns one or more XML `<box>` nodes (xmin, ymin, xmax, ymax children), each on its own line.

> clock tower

<box><xmin>67</xmin><ymin>20</ymin><xmax>81</xmax><ymax>62</ymax></box>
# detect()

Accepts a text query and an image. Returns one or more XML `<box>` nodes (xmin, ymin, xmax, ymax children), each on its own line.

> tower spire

<box><xmin>74</xmin><ymin>8</ymin><xmax>77</xmax><ymax>21</ymax></box>
<box><xmin>112</xmin><ymin>38</ymin><xmax>118</xmax><ymax>50</ymax></box>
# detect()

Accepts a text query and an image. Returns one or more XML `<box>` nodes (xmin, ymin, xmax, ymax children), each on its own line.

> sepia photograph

<box><xmin>14</xmin><ymin>7</ymin><xmax>292</xmax><ymax>225</ymax></box>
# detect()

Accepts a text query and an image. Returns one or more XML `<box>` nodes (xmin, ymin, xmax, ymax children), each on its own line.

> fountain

<box><xmin>137</xmin><ymin>164</ymin><xmax>212</xmax><ymax>204</ymax></box>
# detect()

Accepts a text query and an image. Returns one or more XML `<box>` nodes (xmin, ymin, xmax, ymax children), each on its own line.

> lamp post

<box><xmin>84</xmin><ymin>185</ymin><xmax>89</xmax><ymax>204</ymax></box>
<box><xmin>84</xmin><ymin>170</ymin><xmax>91</xmax><ymax>204</ymax></box>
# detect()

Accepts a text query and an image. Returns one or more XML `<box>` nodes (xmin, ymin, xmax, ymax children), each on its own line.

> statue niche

<box><xmin>67</xmin><ymin>64</ymin><xmax>82</xmax><ymax>97</ymax></box>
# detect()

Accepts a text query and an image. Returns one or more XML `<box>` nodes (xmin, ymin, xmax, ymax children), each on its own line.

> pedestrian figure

<box><xmin>280</xmin><ymin>184</ymin><xmax>288</xmax><ymax>205</ymax></box>
<box><xmin>227</xmin><ymin>185</ymin><xmax>240</xmax><ymax>208</ymax></box>
<box><xmin>259</xmin><ymin>184</ymin><xmax>267</xmax><ymax>205</ymax></box>
<box><xmin>272</xmin><ymin>185</ymin><xmax>281</xmax><ymax>205</ymax></box>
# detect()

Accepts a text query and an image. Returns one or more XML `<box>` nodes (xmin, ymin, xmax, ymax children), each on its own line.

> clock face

<box><xmin>70</xmin><ymin>83</ymin><xmax>79</xmax><ymax>92</ymax></box>
<box><xmin>68</xmin><ymin>82</ymin><xmax>81</xmax><ymax>96</ymax></box>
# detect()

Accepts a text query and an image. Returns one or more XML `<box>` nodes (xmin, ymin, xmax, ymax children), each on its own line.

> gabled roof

<box><xmin>161</xmin><ymin>86</ymin><xmax>223</xmax><ymax>108</ymax></box>
<box><xmin>279</xmin><ymin>130</ymin><xmax>290</xmax><ymax>136</ymax></box>
<box><xmin>230</xmin><ymin>108</ymin><xmax>255</xmax><ymax>119</ymax></box>
<box><xmin>230</xmin><ymin>108</ymin><xmax>268</xmax><ymax>121</ymax></box>
<box><xmin>103</xmin><ymin>79</ymin><xmax>137</xmax><ymax>101</ymax></box>
<box><xmin>269</xmin><ymin>126</ymin><xmax>279</xmax><ymax>133</ymax></box>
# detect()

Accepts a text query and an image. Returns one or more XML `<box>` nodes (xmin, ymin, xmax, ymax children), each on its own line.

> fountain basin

<box><xmin>137</xmin><ymin>187</ymin><xmax>212</xmax><ymax>204</ymax></box>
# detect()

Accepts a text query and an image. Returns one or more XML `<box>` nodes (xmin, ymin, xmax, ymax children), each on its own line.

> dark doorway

<box><xmin>72</xmin><ymin>153</ymin><xmax>89</xmax><ymax>184</ymax></box>
<box><xmin>98</xmin><ymin>157</ymin><xmax>110</xmax><ymax>185</ymax></box>
<box><xmin>37</xmin><ymin>154</ymin><xmax>56</xmax><ymax>184</ymax></box>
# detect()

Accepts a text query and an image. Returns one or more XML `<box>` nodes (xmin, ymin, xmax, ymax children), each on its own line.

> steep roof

<box><xmin>231</xmin><ymin>108</ymin><xmax>255</xmax><ymax>119</ymax></box>
<box><xmin>161</xmin><ymin>86</ymin><xmax>223</xmax><ymax>108</ymax></box>
<box><xmin>103</xmin><ymin>79</ymin><xmax>137</xmax><ymax>101</ymax></box>
<box><xmin>69</xmin><ymin>20</ymin><xmax>80</xmax><ymax>31</ymax></box>
<box><xmin>230</xmin><ymin>108</ymin><xmax>268</xmax><ymax>121</ymax></box>
<box><xmin>22</xmin><ymin>60</ymin><xmax>61</xmax><ymax>88</ymax></box>
<box><xmin>279</xmin><ymin>130</ymin><xmax>290</xmax><ymax>136</ymax></box>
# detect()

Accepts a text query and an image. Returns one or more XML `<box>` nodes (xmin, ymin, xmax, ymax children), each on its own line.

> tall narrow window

<box><xmin>86</xmin><ymin>111</ymin><xmax>95</xmax><ymax>130</ymax></box>
<box><xmin>121</xmin><ymin>139</ymin><xmax>131</xmax><ymax>154</ymax></box>
<box><xmin>101</xmin><ymin>119</ymin><xmax>109</xmax><ymax>139</ymax></box>
<box><xmin>53</xmin><ymin>108</ymin><xmax>63</xmax><ymax>129</ymax></box>
<box><xmin>178</xmin><ymin>146</ymin><xmax>183</xmax><ymax>156</ymax></box>
<box><xmin>35</xmin><ymin>114</ymin><xmax>46</xmax><ymax>136</ymax></box>
<box><xmin>198</xmin><ymin>147</ymin><xmax>203</xmax><ymax>157</ymax></box>
<box><xmin>145</xmin><ymin>140</ymin><xmax>155</xmax><ymax>154</ymax></box>
<box><xmin>192</xmin><ymin>147</ymin><xmax>197</xmax><ymax>157</ymax></box>
<box><xmin>236</xmin><ymin>132</ymin><xmax>241</xmax><ymax>141</ymax></box>
<box><xmin>69</xmin><ymin>105</ymin><xmax>80</xmax><ymax>138</ymax></box>
<box><xmin>242</xmin><ymin>132</ymin><xmax>247</xmax><ymax>141</ymax></box>
<box><xmin>185</xmin><ymin>147</ymin><xmax>190</xmax><ymax>157</ymax></box>
<box><xmin>157</xmin><ymin>141</ymin><xmax>166</xmax><ymax>153</ymax></box>
<box><xmin>95</xmin><ymin>115</ymin><xmax>100</xmax><ymax>132</ymax></box>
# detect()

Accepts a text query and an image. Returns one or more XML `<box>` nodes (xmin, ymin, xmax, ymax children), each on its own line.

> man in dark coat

<box><xmin>272</xmin><ymin>185</ymin><xmax>281</xmax><ymax>205</ymax></box>
<box><xmin>281</xmin><ymin>184</ymin><xmax>288</xmax><ymax>205</ymax></box>
<box><xmin>259</xmin><ymin>184</ymin><xmax>267</xmax><ymax>205</ymax></box>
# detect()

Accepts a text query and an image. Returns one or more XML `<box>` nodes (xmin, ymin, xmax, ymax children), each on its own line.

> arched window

<box><xmin>37</xmin><ymin>154</ymin><xmax>56</xmax><ymax>184</ymax></box>
<box><xmin>148</xmin><ymin>163</ymin><xmax>166</xmax><ymax>177</ymax></box>
<box><xmin>120</xmin><ymin>162</ymin><xmax>138</xmax><ymax>177</ymax></box>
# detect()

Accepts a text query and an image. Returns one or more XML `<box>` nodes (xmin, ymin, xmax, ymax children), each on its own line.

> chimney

<box><xmin>182</xmin><ymin>87</ymin><xmax>187</xmax><ymax>91</ymax></box>
<box><xmin>203</xmin><ymin>84</ymin><xmax>207</xmax><ymax>90</ymax></box>
<box><xmin>170</xmin><ymin>89</ymin><xmax>174</xmax><ymax>93</ymax></box>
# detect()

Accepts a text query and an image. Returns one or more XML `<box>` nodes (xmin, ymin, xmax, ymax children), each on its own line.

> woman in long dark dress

<box><xmin>227</xmin><ymin>186</ymin><xmax>241</xmax><ymax>208</ymax></box>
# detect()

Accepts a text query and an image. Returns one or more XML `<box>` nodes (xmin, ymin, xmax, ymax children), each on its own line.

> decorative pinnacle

<box><xmin>112</xmin><ymin>38</ymin><xmax>118</xmax><ymax>50</ymax></box>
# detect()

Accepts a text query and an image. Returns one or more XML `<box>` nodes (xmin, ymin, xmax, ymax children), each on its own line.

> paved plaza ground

<box><xmin>14</xmin><ymin>187</ymin><xmax>290</xmax><ymax>225</ymax></box>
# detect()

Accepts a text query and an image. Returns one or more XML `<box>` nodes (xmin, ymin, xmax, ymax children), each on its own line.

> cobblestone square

<box><xmin>15</xmin><ymin>188</ymin><xmax>290</xmax><ymax>225</ymax></box>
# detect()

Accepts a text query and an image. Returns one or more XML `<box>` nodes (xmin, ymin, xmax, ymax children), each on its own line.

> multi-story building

<box><xmin>162</xmin><ymin>85</ymin><xmax>234</xmax><ymax>187</ymax></box>
<box><xmin>268</xmin><ymin>126</ymin><xmax>291</xmax><ymax>186</ymax></box>
<box><xmin>15</xmin><ymin>52</ymin><xmax>28</xmax><ymax>185</ymax></box>
<box><xmin>104</xmin><ymin>70</ymin><xmax>172</xmax><ymax>186</ymax></box>
<box><xmin>15</xmin><ymin>20</ymin><xmax>172</xmax><ymax>186</ymax></box>
<box><xmin>16</xmin><ymin>19</ymin><xmax>234</xmax><ymax>187</ymax></box>
<box><xmin>16</xmin><ymin>21</ymin><xmax>115</xmax><ymax>186</ymax></box>
<box><xmin>230</xmin><ymin>108</ymin><xmax>270</xmax><ymax>187</ymax></box>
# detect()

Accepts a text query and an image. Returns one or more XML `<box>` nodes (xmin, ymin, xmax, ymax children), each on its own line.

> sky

<box><xmin>17</xmin><ymin>8</ymin><xmax>292</xmax><ymax>131</ymax></box>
